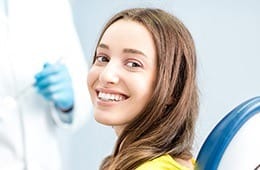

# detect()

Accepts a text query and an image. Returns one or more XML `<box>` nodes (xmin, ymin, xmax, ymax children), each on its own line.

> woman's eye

<box><xmin>95</xmin><ymin>55</ymin><xmax>109</xmax><ymax>63</ymax></box>
<box><xmin>126</xmin><ymin>61</ymin><xmax>142</xmax><ymax>68</ymax></box>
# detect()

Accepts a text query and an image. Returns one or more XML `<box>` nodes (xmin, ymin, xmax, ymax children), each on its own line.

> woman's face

<box><xmin>87</xmin><ymin>19</ymin><xmax>157</xmax><ymax>135</ymax></box>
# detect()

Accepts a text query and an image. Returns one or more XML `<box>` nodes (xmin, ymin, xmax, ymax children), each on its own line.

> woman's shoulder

<box><xmin>136</xmin><ymin>154</ymin><xmax>194</xmax><ymax>170</ymax></box>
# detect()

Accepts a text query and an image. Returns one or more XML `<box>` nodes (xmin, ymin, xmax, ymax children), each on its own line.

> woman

<box><xmin>87</xmin><ymin>8</ymin><xmax>198</xmax><ymax>170</ymax></box>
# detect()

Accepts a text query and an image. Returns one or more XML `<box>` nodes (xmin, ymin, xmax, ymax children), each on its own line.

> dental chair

<box><xmin>196</xmin><ymin>96</ymin><xmax>260</xmax><ymax>170</ymax></box>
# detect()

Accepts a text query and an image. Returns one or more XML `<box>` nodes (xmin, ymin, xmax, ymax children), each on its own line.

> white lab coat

<box><xmin>0</xmin><ymin>0</ymin><xmax>91</xmax><ymax>169</ymax></box>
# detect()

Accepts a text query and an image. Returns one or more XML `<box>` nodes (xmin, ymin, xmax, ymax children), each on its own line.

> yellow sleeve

<box><xmin>136</xmin><ymin>155</ymin><xmax>193</xmax><ymax>170</ymax></box>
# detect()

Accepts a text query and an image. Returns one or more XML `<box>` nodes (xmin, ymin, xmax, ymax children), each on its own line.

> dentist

<box><xmin>0</xmin><ymin>0</ymin><xmax>91</xmax><ymax>169</ymax></box>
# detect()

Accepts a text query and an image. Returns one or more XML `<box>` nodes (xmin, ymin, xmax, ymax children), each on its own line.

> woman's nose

<box><xmin>98</xmin><ymin>61</ymin><xmax>119</xmax><ymax>86</ymax></box>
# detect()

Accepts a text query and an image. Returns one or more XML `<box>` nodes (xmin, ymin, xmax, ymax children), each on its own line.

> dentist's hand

<box><xmin>34</xmin><ymin>63</ymin><xmax>74</xmax><ymax>112</ymax></box>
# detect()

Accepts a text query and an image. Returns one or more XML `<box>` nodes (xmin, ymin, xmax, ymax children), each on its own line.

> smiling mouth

<box><xmin>97</xmin><ymin>91</ymin><xmax>128</xmax><ymax>102</ymax></box>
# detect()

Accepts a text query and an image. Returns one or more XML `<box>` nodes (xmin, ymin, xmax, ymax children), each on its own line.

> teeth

<box><xmin>98</xmin><ymin>92</ymin><xmax>125</xmax><ymax>101</ymax></box>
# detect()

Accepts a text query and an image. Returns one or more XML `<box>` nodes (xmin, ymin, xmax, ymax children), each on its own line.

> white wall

<box><xmin>64</xmin><ymin>0</ymin><xmax>260</xmax><ymax>169</ymax></box>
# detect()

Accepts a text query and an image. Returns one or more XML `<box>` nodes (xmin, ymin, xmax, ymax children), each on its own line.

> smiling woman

<box><xmin>87</xmin><ymin>8</ymin><xmax>198</xmax><ymax>170</ymax></box>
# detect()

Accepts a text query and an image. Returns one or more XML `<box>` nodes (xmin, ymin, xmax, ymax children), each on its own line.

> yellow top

<box><xmin>136</xmin><ymin>154</ymin><xmax>194</xmax><ymax>170</ymax></box>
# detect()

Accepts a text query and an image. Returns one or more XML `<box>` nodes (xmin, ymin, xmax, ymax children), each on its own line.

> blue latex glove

<box><xmin>34</xmin><ymin>62</ymin><xmax>74</xmax><ymax>112</ymax></box>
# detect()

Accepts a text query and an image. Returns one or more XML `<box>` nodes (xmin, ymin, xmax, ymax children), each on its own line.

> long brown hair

<box><xmin>93</xmin><ymin>8</ymin><xmax>199</xmax><ymax>170</ymax></box>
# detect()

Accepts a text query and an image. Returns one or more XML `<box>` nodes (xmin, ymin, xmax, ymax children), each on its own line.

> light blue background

<box><xmin>62</xmin><ymin>0</ymin><xmax>260</xmax><ymax>169</ymax></box>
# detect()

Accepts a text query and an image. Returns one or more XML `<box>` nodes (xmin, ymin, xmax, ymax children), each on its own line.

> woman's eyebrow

<box><xmin>123</xmin><ymin>48</ymin><xmax>147</xmax><ymax>57</ymax></box>
<box><xmin>97</xmin><ymin>43</ymin><xmax>109</xmax><ymax>49</ymax></box>
<box><xmin>97</xmin><ymin>43</ymin><xmax>147</xmax><ymax>57</ymax></box>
